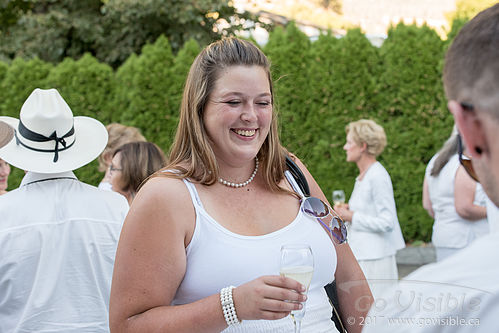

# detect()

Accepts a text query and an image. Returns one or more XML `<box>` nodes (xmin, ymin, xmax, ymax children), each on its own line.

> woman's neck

<box><xmin>127</xmin><ymin>191</ymin><xmax>136</xmax><ymax>206</ymax></box>
<box><xmin>121</xmin><ymin>190</ymin><xmax>135</xmax><ymax>206</ymax></box>
<box><xmin>356</xmin><ymin>155</ymin><xmax>377</xmax><ymax>180</ymax></box>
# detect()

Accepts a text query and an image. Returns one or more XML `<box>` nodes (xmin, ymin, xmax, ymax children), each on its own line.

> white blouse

<box><xmin>426</xmin><ymin>154</ymin><xmax>489</xmax><ymax>248</ymax></box>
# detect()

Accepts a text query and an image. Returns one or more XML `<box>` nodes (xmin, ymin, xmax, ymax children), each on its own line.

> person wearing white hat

<box><xmin>0</xmin><ymin>88</ymin><xmax>129</xmax><ymax>333</ymax></box>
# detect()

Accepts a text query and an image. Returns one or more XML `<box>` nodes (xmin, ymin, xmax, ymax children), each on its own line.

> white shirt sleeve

<box><xmin>351</xmin><ymin>168</ymin><xmax>397</xmax><ymax>233</ymax></box>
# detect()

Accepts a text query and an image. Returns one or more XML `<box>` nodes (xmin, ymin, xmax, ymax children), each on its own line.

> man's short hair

<box><xmin>443</xmin><ymin>4</ymin><xmax>499</xmax><ymax>120</ymax></box>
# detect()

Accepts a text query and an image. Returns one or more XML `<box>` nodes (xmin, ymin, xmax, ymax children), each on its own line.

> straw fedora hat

<box><xmin>0</xmin><ymin>88</ymin><xmax>108</xmax><ymax>173</ymax></box>
<box><xmin>0</xmin><ymin>120</ymin><xmax>14</xmax><ymax>148</ymax></box>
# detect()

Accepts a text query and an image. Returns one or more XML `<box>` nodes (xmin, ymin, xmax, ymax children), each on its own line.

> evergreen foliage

<box><xmin>166</xmin><ymin>38</ymin><xmax>201</xmax><ymax>153</ymax></box>
<box><xmin>0</xmin><ymin>61</ymin><xmax>8</xmax><ymax>82</ymax></box>
<box><xmin>116</xmin><ymin>35</ymin><xmax>175</xmax><ymax>151</ymax></box>
<box><xmin>113</xmin><ymin>53</ymin><xmax>140</xmax><ymax>123</ymax></box>
<box><xmin>264</xmin><ymin>22</ymin><xmax>312</xmax><ymax>157</ymax></box>
<box><xmin>0</xmin><ymin>57</ymin><xmax>53</xmax><ymax>118</ymax></box>
<box><xmin>376</xmin><ymin>23</ymin><xmax>450</xmax><ymax>241</ymax></box>
<box><xmin>44</xmin><ymin>53</ymin><xmax>116</xmax><ymax>122</ymax></box>
<box><xmin>304</xmin><ymin>29</ymin><xmax>382</xmax><ymax>205</ymax></box>
<box><xmin>1</xmin><ymin>19</ymin><xmax>472</xmax><ymax>242</ymax></box>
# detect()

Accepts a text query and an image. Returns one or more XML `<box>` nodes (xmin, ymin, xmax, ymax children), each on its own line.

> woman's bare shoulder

<box><xmin>133</xmin><ymin>174</ymin><xmax>193</xmax><ymax>214</ymax></box>
<box><xmin>125</xmin><ymin>173</ymin><xmax>196</xmax><ymax>243</ymax></box>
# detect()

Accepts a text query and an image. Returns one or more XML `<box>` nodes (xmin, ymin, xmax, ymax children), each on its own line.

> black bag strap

<box><xmin>284</xmin><ymin>155</ymin><xmax>346</xmax><ymax>333</ymax></box>
<box><xmin>285</xmin><ymin>155</ymin><xmax>310</xmax><ymax>197</ymax></box>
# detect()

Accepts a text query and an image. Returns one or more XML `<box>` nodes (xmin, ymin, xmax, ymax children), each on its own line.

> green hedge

<box><xmin>376</xmin><ymin>23</ymin><xmax>451</xmax><ymax>241</ymax></box>
<box><xmin>1</xmin><ymin>23</ymin><xmax>463</xmax><ymax>242</ymax></box>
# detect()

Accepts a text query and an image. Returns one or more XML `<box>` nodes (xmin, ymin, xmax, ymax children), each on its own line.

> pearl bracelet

<box><xmin>220</xmin><ymin>286</ymin><xmax>241</xmax><ymax>326</ymax></box>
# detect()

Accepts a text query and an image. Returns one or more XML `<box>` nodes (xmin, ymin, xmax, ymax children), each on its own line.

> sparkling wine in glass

<box><xmin>280</xmin><ymin>244</ymin><xmax>314</xmax><ymax>333</ymax></box>
<box><xmin>332</xmin><ymin>190</ymin><xmax>346</xmax><ymax>206</ymax></box>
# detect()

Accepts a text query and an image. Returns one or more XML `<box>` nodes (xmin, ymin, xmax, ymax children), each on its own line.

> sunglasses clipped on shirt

<box><xmin>301</xmin><ymin>196</ymin><xmax>347</xmax><ymax>244</ymax></box>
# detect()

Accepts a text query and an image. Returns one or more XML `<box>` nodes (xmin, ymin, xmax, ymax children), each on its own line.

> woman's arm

<box><xmin>454</xmin><ymin>166</ymin><xmax>487</xmax><ymax>220</ymax></box>
<box><xmin>109</xmin><ymin>177</ymin><xmax>226</xmax><ymax>332</ymax></box>
<box><xmin>109</xmin><ymin>176</ymin><xmax>306</xmax><ymax>333</ymax></box>
<box><xmin>294</xmin><ymin>157</ymin><xmax>373</xmax><ymax>333</ymax></box>
<box><xmin>335</xmin><ymin>167</ymin><xmax>396</xmax><ymax>233</ymax></box>
<box><xmin>422</xmin><ymin>176</ymin><xmax>435</xmax><ymax>218</ymax></box>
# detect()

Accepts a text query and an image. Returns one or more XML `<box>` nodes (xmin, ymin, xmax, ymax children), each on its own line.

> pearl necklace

<box><xmin>218</xmin><ymin>158</ymin><xmax>259</xmax><ymax>188</ymax></box>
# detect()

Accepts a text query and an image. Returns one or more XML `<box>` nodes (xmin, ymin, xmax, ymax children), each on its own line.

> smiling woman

<box><xmin>109</xmin><ymin>37</ymin><xmax>372</xmax><ymax>333</ymax></box>
<box><xmin>203</xmin><ymin>65</ymin><xmax>272</xmax><ymax>171</ymax></box>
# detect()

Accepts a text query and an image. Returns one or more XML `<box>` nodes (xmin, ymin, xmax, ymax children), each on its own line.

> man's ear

<box><xmin>448</xmin><ymin>100</ymin><xmax>486</xmax><ymax>159</ymax></box>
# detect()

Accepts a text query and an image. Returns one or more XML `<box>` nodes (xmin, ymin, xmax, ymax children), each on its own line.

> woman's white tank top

<box><xmin>172</xmin><ymin>172</ymin><xmax>339</xmax><ymax>332</ymax></box>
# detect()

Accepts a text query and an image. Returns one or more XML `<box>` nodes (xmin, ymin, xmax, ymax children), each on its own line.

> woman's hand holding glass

<box><xmin>334</xmin><ymin>203</ymin><xmax>353</xmax><ymax>225</ymax></box>
<box><xmin>230</xmin><ymin>275</ymin><xmax>307</xmax><ymax>322</ymax></box>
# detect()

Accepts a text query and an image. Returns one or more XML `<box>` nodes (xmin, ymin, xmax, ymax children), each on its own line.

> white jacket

<box><xmin>347</xmin><ymin>162</ymin><xmax>405</xmax><ymax>260</ymax></box>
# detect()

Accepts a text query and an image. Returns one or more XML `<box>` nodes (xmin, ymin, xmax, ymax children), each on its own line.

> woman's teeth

<box><xmin>234</xmin><ymin>129</ymin><xmax>256</xmax><ymax>137</ymax></box>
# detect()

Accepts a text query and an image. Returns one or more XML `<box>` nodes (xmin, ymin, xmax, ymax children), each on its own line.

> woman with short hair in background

<box><xmin>334</xmin><ymin>119</ymin><xmax>405</xmax><ymax>299</ymax></box>
<box><xmin>98</xmin><ymin>123</ymin><xmax>146</xmax><ymax>191</ymax></box>
<box><xmin>110</xmin><ymin>141</ymin><xmax>166</xmax><ymax>205</ymax></box>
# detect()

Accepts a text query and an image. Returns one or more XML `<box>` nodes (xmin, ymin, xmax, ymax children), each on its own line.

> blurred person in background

<box><xmin>0</xmin><ymin>120</ymin><xmax>14</xmax><ymax>195</ymax></box>
<box><xmin>0</xmin><ymin>88</ymin><xmax>129</xmax><ymax>333</ymax></box>
<box><xmin>334</xmin><ymin>119</ymin><xmax>405</xmax><ymax>299</ymax></box>
<box><xmin>423</xmin><ymin>126</ymin><xmax>488</xmax><ymax>262</ymax></box>
<box><xmin>0</xmin><ymin>159</ymin><xmax>11</xmax><ymax>195</ymax></box>
<box><xmin>110</xmin><ymin>141</ymin><xmax>166</xmax><ymax>205</ymax></box>
<box><xmin>98</xmin><ymin>123</ymin><xmax>146</xmax><ymax>191</ymax></box>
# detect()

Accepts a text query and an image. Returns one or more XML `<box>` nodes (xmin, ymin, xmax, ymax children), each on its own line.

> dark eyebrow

<box><xmin>219</xmin><ymin>92</ymin><xmax>271</xmax><ymax>99</ymax></box>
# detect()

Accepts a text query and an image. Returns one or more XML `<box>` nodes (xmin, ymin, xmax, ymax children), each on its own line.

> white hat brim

<box><xmin>0</xmin><ymin>116</ymin><xmax>108</xmax><ymax>173</ymax></box>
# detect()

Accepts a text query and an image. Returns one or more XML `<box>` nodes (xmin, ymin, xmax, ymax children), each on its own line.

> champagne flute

<box><xmin>280</xmin><ymin>244</ymin><xmax>314</xmax><ymax>333</ymax></box>
<box><xmin>332</xmin><ymin>190</ymin><xmax>346</xmax><ymax>206</ymax></box>
<box><xmin>332</xmin><ymin>190</ymin><xmax>351</xmax><ymax>228</ymax></box>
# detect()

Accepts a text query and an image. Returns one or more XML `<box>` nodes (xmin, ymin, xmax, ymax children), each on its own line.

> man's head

<box><xmin>445</xmin><ymin>4</ymin><xmax>499</xmax><ymax>206</ymax></box>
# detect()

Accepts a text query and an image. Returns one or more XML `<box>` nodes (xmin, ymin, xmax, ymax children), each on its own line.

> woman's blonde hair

<box><xmin>160</xmin><ymin>37</ymin><xmax>288</xmax><ymax>192</ymax></box>
<box><xmin>98</xmin><ymin>123</ymin><xmax>146</xmax><ymax>172</ymax></box>
<box><xmin>346</xmin><ymin>119</ymin><xmax>387</xmax><ymax>157</ymax></box>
